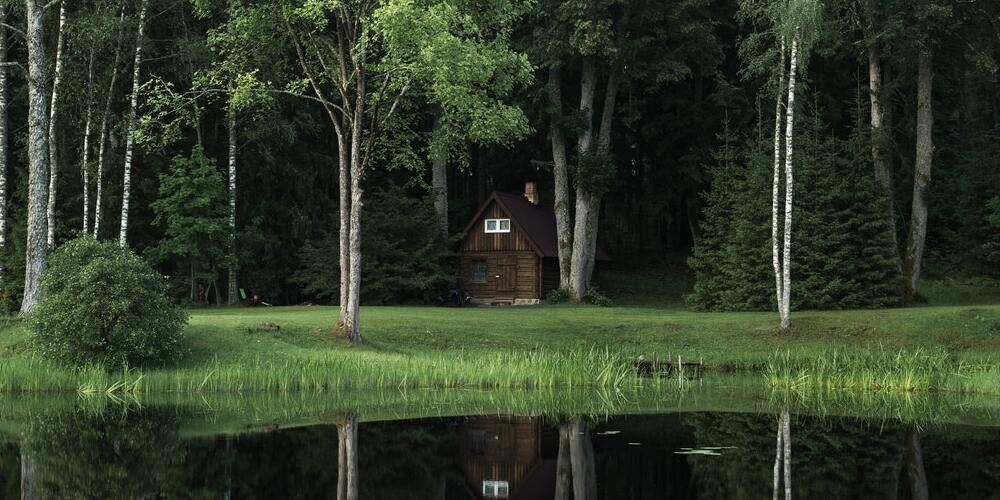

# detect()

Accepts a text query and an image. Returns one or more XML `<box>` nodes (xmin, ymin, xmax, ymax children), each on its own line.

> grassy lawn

<box><xmin>180</xmin><ymin>302</ymin><xmax>1000</xmax><ymax>367</ymax></box>
<box><xmin>0</xmin><ymin>300</ymin><xmax>998</xmax><ymax>394</ymax></box>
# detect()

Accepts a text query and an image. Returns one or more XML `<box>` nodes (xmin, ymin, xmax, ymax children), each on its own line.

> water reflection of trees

<box><xmin>555</xmin><ymin>418</ymin><xmax>597</xmax><ymax>500</ymax></box>
<box><xmin>19</xmin><ymin>407</ymin><xmax>187</xmax><ymax>499</ymax></box>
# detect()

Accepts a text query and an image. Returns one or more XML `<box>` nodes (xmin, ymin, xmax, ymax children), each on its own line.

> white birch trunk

<box><xmin>779</xmin><ymin>35</ymin><xmax>799</xmax><ymax>331</ymax></box>
<box><xmin>94</xmin><ymin>2</ymin><xmax>128</xmax><ymax>238</ymax></box>
<box><xmin>81</xmin><ymin>49</ymin><xmax>96</xmax><ymax>235</ymax></box>
<box><xmin>227</xmin><ymin>106</ymin><xmax>238</xmax><ymax>304</ymax></box>
<box><xmin>772</xmin><ymin>37</ymin><xmax>786</xmax><ymax>312</ymax></box>
<box><xmin>119</xmin><ymin>0</ymin><xmax>149</xmax><ymax>248</ymax></box>
<box><xmin>547</xmin><ymin>66</ymin><xmax>573</xmax><ymax>289</ymax></box>
<box><xmin>20</xmin><ymin>0</ymin><xmax>51</xmax><ymax>315</ymax></box>
<box><xmin>0</xmin><ymin>6</ymin><xmax>9</xmax><ymax>285</ymax></box>
<box><xmin>904</xmin><ymin>49</ymin><xmax>933</xmax><ymax>300</ymax></box>
<box><xmin>46</xmin><ymin>0</ymin><xmax>66</xmax><ymax>248</ymax></box>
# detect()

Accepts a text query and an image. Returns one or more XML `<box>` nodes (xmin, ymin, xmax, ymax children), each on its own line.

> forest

<box><xmin>0</xmin><ymin>0</ymin><xmax>997</xmax><ymax>339</ymax></box>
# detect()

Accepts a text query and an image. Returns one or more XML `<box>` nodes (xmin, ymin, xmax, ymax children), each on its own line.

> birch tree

<box><xmin>0</xmin><ymin>6</ymin><xmax>8</xmax><ymax>287</ymax></box>
<box><xmin>226</xmin><ymin>106</ymin><xmax>237</xmax><ymax>304</ymax></box>
<box><xmin>742</xmin><ymin>0</ymin><xmax>820</xmax><ymax>329</ymax></box>
<box><xmin>257</xmin><ymin>0</ymin><xmax>528</xmax><ymax>341</ymax></box>
<box><xmin>46</xmin><ymin>0</ymin><xmax>66</xmax><ymax>248</ymax></box>
<box><xmin>93</xmin><ymin>2</ymin><xmax>128</xmax><ymax>239</ymax></box>
<box><xmin>119</xmin><ymin>0</ymin><xmax>150</xmax><ymax>247</ymax></box>
<box><xmin>81</xmin><ymin>47</ymin><xmax>96</xmax><ymax>234</ymax></box>
<box><xmin>21</xmin><ymin>0</ymin><xmax>54</xmax><ymax>315</ymax></box>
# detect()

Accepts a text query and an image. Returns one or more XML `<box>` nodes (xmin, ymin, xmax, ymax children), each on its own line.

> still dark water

<box><xmin>1</xmin><ymin>404</ymin><xmax>998</xmax><ymax>499</ymax></box>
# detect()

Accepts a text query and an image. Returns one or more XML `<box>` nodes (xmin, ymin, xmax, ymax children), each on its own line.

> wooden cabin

<box><xmin>457</xmin><ymin>182</ymin><xmax>608</xmax><ymax>305</ymax></box>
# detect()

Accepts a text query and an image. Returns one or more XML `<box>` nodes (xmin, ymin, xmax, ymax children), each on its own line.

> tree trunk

<box><xmin>0</xmin><ymin>6</ymin><xmax>9</xmax><ymax>286</ymax></box>
<box><xmin>337</xmin><ymin>415</ymin><xmax>359</xmax><ymax>500</ymax></box>
<box><xmin>547</xmin><ymin>66</ymin><xmax>573</xmax><ymax>289</ymax></box>
<box><xmin>227</xmin><ymin>106</ymin><xmax>238</xmax><ymax>304</ymax></box>
<box><xmin>781</xmin><ymin>410</ymin><xmax>791</xmax><ymax>500</ymax></box>
<box><xmin>779</xmin><ymin>35</ymin><xmax>800</xmax><ymax>331</ymax></box>
<box><xmin>903</xmin><ymin>49</ymin><xmax>933</xmax><ymax>301</ymax></box>
<box><xmin>190</xmin><ymin>260</ymin><xmax>196</xmax><ymax>302</ymax></box>
<box><xmin>772</xmin><ymin>37</ymin><xmax>786</xmax><ymax>315</ymax></box>
<box><xmin>568</xmin><ymin>418</ymin><xmax>597</xmax><ymax>500</ymax></box>
<box><xmin>21</xmin><ymin>450</ymin><xmax>38</xmax><ymax>500</ymax></box>
<box><xmin>431</xmin><ymin>113</ymin><xmax>448</xmax><ymax>238</ymax></box>
<box><xmin>342</xmin><ymin>70</ymin><xmax>365</xmax><ymax>343</ymax></box>
<box><xmin>338</xmin><ymin>130</ymin><xmax>350</xmax><ymax>321</ymax></box>
<box><xmin>772</xmin><ymin>412</ymin><xmax>783</xmax><ymax>500</ymax></box>
<box><xmin>94</xmin><ymin>2</ymin><xmax>127</xmax><ymax>239</ymax></box>
<box><xmin>868</xmin><ymin>44</ymin><xmax>899</xmax><ymax>257</ymax></box>
<box><xmin>20</xmin><ymin>0</ymin><xmax>52</xmax><ymax>316</ymax></box>
<box><xmin>554</xmin><ymin>423</ymin><xmax>572</xmax><ymax>500</ymax></box>
<box><xmin>903</xmin><ymin>428</ymin><xmax>929</xmax><ymax>500</ymax></box>
<box><xmin>568</xmin><ymin>58</ymin><xmax>597</xmax><ymax>302</ymax></box>
<box><xmin>46</xmin><ymin>0</ymin><xmax>67</xmax><ymax>248</ymax></box>
<box><xmin>119</xmin><ymin>0</ymin><xmax>149</xmax><ymax>248</ymax></box>
<box><xmin>81</xmin><ymin>48</ymin><xmax>96</xmax><ymax>235</ymax></box>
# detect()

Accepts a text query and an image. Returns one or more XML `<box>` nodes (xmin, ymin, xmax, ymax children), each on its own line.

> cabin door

<box><xmin>496</xmin><ymin>256</ymin><xmax>517</xmax><ymax>293</ymax></box>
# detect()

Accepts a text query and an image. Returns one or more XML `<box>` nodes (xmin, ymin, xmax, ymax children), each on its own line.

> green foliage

<box><xmin>545</xmin><ymin>287</ymin><xmax>571</xmax><ymax>304</ymax></box>
<box><xmin>583</xmin><ymin>286</ymin><xmax>613</xmax><ymax>307</ymax></box>
<box><xmin>27</xmin><ymin>238</ymin><xmax>188</xmax><ymax>367</ymax></box>
<box><xmin>149</xmin><ymin>147</ymin><xmax>231</xmax><ymax>294</ymax></box>
<box><xmin>689</xmin><ymin>105</ymin><xmax>901</xmax><ymax>311</ymax></box>
<box><xmin>295</xmin><ymin>186</ymin><xmax>452</xmax><ymax>305</ymax></box>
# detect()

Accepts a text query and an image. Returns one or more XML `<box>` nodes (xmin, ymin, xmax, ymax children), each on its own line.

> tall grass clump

<box><xmin>764</xmin><ymin>348</ymin><xmax>999</xmax><ymax>394</ymax></box>
<box><xmin>0</xmin><ymin>348</ymin><xmax>649</xmax><ymax>394</ymax></box>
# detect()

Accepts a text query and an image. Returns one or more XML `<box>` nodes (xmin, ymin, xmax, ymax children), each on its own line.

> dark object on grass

<box><xmin>436</xmin><ymin>289</ymin><xmax>472</xmax><ymax>307</ymax></box>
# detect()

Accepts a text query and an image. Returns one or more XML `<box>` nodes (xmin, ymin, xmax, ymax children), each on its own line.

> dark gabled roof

<box><xmin>462</xmin><ymin>191</ymin><xmax>610</xmax><ymax>260</ymax></box>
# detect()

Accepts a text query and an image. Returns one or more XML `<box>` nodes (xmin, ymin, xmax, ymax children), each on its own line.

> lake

<box><xmin>1</xmin><ymin>381</ymin><xmax>998</xmax><ymax>499</ymax></box>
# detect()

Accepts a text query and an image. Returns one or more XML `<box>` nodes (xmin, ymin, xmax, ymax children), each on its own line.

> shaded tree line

<box><xmin>0</xmin><ymin>0</ymin><xmax>996</xmax><ymax>336</ymax></box>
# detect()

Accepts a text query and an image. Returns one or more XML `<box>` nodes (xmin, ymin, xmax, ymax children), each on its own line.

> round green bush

<box><xmin>28</xmin><ymin>237</ymin><xmax>188</xmax><ymax>367</ymax></box>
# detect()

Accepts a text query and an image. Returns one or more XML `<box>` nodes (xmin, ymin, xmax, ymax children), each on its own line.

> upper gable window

<box><xmin>485</xmin><ymin>219</ymin><xmax>511</xmax><ymax>233</ymax></box>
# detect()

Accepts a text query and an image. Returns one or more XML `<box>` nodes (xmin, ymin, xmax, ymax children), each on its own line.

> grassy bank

<box><xmin>0</xmin><ymin>303</ymin><xmax>998</xmax><ymax>394</ymax></box>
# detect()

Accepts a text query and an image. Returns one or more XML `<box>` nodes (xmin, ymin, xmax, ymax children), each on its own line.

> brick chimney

<box><xmin>524</xmin><ymin>181</ymin><xmax>539</xmax><ymax>205</ymax></box>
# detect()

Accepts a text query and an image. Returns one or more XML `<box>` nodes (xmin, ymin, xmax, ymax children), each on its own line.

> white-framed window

<box><xmin>471</xmin><ymin>261</ymin><xmax>488</xmax><ymax>284</ymax></box>
<box><xmin>485</xmin><ymin>218</ymin><xmax>511</xmax><ymax>233</ymax></box>
<box><xmin>482</xmin><ymin>480</ymin><xmax>510</xmax><ymax>498</ymax></box>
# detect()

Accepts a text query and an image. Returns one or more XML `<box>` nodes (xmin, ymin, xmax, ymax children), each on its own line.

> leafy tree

<box><xmin>149</xmin><ymin>147</ymin><xmax>230</xmax><ymax>303</ymax></box>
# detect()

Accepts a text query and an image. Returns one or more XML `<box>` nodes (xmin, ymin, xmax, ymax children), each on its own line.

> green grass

<box><xmin>0</xmin><ymin>301</ymin><xmax>998</xmax><ymax>394</ymax></box>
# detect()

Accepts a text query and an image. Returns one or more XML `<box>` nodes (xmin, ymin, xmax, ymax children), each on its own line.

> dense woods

<box><xmin>0</xmin><ymin>0</ymin><xmax>997</xmax><ymax>336</ymax></box>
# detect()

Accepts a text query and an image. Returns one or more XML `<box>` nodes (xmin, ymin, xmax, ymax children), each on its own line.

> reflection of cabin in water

<box><xmin>457</xmin><ymin>182</ymin><xmax>609</xmax><ymax>305</ymax></box>
<box><xmin>452</xmin><ymin>416</ymin><xmax>557</xmax><ymax>499</ymax></box>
